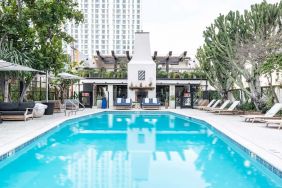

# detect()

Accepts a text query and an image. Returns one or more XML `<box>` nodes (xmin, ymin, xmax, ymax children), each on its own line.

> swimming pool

<box><xmin>0</xmin><ymin>111</ymin><xmax>281</xmax><ymax>188</ymax></box>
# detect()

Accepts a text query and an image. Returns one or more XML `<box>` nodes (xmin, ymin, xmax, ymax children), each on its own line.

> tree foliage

<box><xmin>197</xmin><ymin>1</ymin><xmax>282</xmax><ymax>110</ymax></box>
<box><xmin>0</xmin><ymin>0</ymin><xmax>83</xmax><ymax>101</ymax></box>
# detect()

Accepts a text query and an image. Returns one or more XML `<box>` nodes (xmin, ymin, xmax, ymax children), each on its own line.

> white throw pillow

<box><xmin>125</xmin><ymin>98</ymin><xmax>130</xmax><ymax>103</ymax></box>
<box><xmin>152</xmin><ymin>98</ymin><xmax>157</xmax><ymax>104</ymax></box>
<box><xmin>117</xmin><ymin>98</ymin><xmax>122</xmax><ymax>104</ymax></box>
<box><xmin>145</xmin><ymin>98</ymin><xmax>150</xmax><ymax>103</ymax></box>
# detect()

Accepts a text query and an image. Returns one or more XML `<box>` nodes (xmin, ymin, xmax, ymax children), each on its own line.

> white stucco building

<box><xmin>127</xmin><ymin>32</ymin><xmax>156</xmax><ymax>100</ymax></box>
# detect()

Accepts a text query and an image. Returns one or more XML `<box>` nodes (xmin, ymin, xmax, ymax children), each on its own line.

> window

<box><xmin>138</xmin><ymin>70</ymin><xmax>145</xmax><ymax>80</ymax></box>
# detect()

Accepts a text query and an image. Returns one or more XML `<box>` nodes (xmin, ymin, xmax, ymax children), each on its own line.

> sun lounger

<box><xmin>194</xmin><ymin>99</ymin><xmax>215</xmax><ymax>110</ymax></box>
<box><xmin>265</xmin><ymin>119</ymin><xmax>282</xmax><ymax>129</ymax></box>
<box><xmin>142</xmin><ymin>98</ymin><xmax>161</xmax><ymax>110</ymax></box>
<box><xmin>240</xmin><ymin>103</ymin><xmax>282</xmax><ymax>123</ymax></box>
<box><xmin>202</xmin><ymin>100</ymin><xmax>221</xmax><ymax>111</ymax></box>
<box><xmin>114</xmin><ymin>98</ymin><xmax>132</xmax><ymax>110</ymax></box>
<box><xmin>213</xmin><ymin>101</ymin><xmax>240</xmax><ymax>114</ymax></box>
<box><xmin>208</xmin><ymin>100</ymin><xmax>230</xmax><ymax>112</ymax></box>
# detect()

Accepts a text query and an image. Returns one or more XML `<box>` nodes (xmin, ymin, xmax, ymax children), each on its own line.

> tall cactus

<box><xmin>197</xmin><ymin>1</ymin><xmax>282</xmax><ymax>110</ymax></box>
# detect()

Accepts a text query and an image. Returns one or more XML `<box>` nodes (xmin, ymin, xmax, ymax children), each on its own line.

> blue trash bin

<box><xmin>101</xmin><ymin>97</ymin><xmax>107</xmax><ymax>109</ymax></box>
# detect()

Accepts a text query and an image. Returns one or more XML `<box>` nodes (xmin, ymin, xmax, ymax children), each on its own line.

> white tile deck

<box><xmin>0</xmin><ymin>108</ymin><xmax>282</xmax><ymax>173</ymax></box>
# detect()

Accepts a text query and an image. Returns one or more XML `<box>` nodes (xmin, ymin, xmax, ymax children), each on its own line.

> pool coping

<box><xmin>0</xmin><ymin>109</ymin><xmax>282</xmax><ymax>181</ymax></box>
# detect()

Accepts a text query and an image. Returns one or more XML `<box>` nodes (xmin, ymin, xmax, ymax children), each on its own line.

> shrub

<box><xmin>237</xmin><ymin>102</ymin><xmax>256</xmax><ymax>111</ymax></box>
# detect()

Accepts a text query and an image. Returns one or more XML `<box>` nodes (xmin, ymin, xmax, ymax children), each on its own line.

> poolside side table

<box><xmin>43</xmin><ymin>102</ymin><xmax>55</xmax><ymax>115</ymax></box>
<box><xmin>132</xmin><ymin>101</ymin><xmax>140</xmax><ymax>109</ymax></box>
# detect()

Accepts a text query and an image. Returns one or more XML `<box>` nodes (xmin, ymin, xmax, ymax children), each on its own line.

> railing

<box><xmin>64</xmin><ymin>99</ymin><xmax>85</xmax><ymax>116</ymax></box>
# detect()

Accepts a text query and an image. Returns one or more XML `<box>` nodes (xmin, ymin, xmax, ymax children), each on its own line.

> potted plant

<box><xmin>165</xmin><ymin>99</ymin><xmax>169</xmax><ymax>109</ymax></box>
<box><xmin>169</xmin><ymin>95</ymin><xmax>175</xmax><ymax>109</ymax></box>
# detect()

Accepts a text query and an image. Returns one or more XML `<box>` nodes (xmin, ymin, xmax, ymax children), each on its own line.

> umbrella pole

<box><xmin>46</xmin><ymin>71</ymin><xmax>48</xmax><ymax>102</ymax></box>
<box><xmin>4</xmin><ymin>74</ymin><xmax>9</xmax><ymax>102</ymax></box>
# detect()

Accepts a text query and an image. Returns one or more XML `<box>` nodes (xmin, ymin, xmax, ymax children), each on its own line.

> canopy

<box><xmin>58</xmin><ymin>72</ymin><xmax>83</xmax><ymax>80</ymax></box>
<box><xmin>0</xmin><ymin>60</ymin><xmax>39</xmax><ymax>72</ymax></box>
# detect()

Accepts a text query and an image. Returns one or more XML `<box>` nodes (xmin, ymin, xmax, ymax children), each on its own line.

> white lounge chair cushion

<box><xmin>117</xmin><ymin>98</ymin><xmax>122</xmax><ymax>104</ymax></box>
<box><xmin>125</xmin><ymin>98</ymin><xmax>131</xmax><ymax>103</ymax></box>
<box><xmin>219</xmin><ymin>100</ymin><xmax>230</xmax><ymax>109</ymax></box>
<box><xmin>227</xmin><ymin>101</ymin><xmax>240</xmax><ymax>111</ymax></box>
<box><xmin>211</xmin><ymin>100</ymin><xmax>221</xmax><ymax>108</ymax></box>
<box><xmin>152</xmin><ymin>98</ymin><xmax>158</xmax><ymax>104</ymax></box>
<box><xmin>207</xmin><ymin>99</ymin><xmax>216</xmax><ymax>107</ymax></box>
<box><xmin>265</xmin><ymin>103</ymin><xmax>282</xmax><ymax>117</ymax></box>
<box><xmin>144</xmin><ymin>98</ymin><xmax>150</xmax><ymax>103</ymax></box>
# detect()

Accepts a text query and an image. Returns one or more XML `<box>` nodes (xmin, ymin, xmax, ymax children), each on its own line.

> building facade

<box><xmin>64</xmin><ymin>0</ymin><xmax>142</xmax><ymax>62</ymax></box>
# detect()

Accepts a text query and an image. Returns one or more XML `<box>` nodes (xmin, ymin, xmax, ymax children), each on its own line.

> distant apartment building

<box><xmin>64</xmin><ymin>0</ymin><xmax>142</xmax><ymax>62</ymax></box>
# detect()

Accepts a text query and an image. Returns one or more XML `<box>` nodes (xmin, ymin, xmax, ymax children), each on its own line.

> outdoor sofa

<box><xmin>0</xmin><ymin>102</ymin><xmax>35</xmax><ymax>121</ymax></box>
<box><xmin>114</xmin><ymin>98</ymin><xmax>132</xmax><ymax>110</ymax></box>
<box><xmin>142</xmin><ymin>98</ymin><xmax>161</xmax><ymax>110</ymax></box>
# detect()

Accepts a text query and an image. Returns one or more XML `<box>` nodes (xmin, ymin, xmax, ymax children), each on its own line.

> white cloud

<box><xmin>142</xmin><ymin>0</ymin><xmax>280</xmax><ymax>58</ymax></box>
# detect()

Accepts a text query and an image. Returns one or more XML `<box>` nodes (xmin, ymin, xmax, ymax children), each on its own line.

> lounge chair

<box><xmin>240</xmin><ymin>103</ymin><xmax>282</xmax><ymax>123</ymax></box>
<box><xmin>202</xmin><ymin>100</ymin><xmax>221</xmax><ymax>111</ymax></box>
<box><xmin>213</xmin><ymin>101</ymin><xmax>240</xmax><ymax>114</ymax></box>
<box><xmin>114</xmin><ymin>98</ymin><xmax>132</xmax><ymax>110</ymax></box>
<box><xmin>194</xmin><ymin>99</ymin><xmax>215</xmax><ymax>110</ymax></box>
<box><xmin>207</xmin><ymin>100</ymin><xmax>230</xmax><ymax>112</ymax></box>
<box><xmin>0</xmin><ymin>102</ymin><xmax>35</xmax><ymax>121</ymax></box>
<box><xmin>142</xmin><ymin>98</ymin><xmax>161</xmax><ymax>110</ymax></box>
<box><xmin>265</xmin><ymin>119</ymin><xmax>282</xmax><ymax>130</ymax></box>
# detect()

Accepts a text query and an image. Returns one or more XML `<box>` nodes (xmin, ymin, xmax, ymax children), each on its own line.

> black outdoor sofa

<box><xmin>0</xmin><ymin>102</ymin><xmax>35</xmax><ymax>121</ymax></box>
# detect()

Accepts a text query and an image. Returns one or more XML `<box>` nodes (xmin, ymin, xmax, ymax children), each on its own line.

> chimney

<box><xmin>129</xmin><ymin>32</ymin><xmax>154</xmax><ymax>63</ymax></box>
<box><xmin>127</xmin><ymin>32</ymin><xmax>156</xmax><ymax>100</ymax></box>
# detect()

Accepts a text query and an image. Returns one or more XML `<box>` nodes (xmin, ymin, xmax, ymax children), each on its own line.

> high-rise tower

<box><xmin>65</xmin><ymin>0</ymin><xmax>142</xmax><ymax>61</ymax></box>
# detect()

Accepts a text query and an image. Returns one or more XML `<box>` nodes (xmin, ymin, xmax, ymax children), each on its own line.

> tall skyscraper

<box><xmin>65</xmin><ymin>0</ymin><xmax>142</xmax><ymax>62</ymax></box>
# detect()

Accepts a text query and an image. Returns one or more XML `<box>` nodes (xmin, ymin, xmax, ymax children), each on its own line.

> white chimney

<box><xmin>127</xmin><ymin>32</ymin><xmax>156</xmax><ymax>101</ymax></box>
<box><xmin>129</xmin><ymin>32</ymin><xmax>154</xmax><ymax>63</ymax></box>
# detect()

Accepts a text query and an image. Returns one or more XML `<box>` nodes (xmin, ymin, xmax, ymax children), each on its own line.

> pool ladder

<box><xmin>64</xmin><ymin>99</ymin><xmax>85</xmax><ymax>116</ymax></box>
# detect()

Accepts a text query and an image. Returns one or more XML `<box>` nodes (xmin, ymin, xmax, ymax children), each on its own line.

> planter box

<box><xmin>170</xmin><ymin>100</ymin><xmax>175</xmax><ymax>109</ymax></box>
<box><xmin>97</xmin><ymin>99</ymin><xmax>102</xmax><ymax>108</ymax></box>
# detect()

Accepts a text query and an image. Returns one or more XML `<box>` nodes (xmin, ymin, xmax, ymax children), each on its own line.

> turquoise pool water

<box><xmin>0</xmin><ymin>112</ymin><xmax>281</xmax><ymax>188</ymax></box>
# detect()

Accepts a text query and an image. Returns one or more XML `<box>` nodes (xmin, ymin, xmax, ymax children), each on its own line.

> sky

<box><xmin>142</xmin><ymin>0</ymin><xmax>280</xmax><ymax>58</ymax></box>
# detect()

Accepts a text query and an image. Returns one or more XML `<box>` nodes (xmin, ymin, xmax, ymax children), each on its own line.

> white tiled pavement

<box><xmin>0</xmin><ymin>108</ymin><xmax>281</xmax><ymax>172</ymax></box>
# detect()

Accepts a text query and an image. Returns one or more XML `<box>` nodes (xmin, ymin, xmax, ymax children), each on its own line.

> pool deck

<box><xmin>0</xmin><ymin>108</ymin><xmax>282</xmax><ymax>173</ymax></box>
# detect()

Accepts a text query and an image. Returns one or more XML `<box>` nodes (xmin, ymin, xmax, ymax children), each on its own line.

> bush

<box><xmin>237</xmin><ymin>102</ymin><xmax>256</xmax><ymax>111</ymax></box>
<box><xmin>157</xmin><ymin>71</ymin><xmax>168</xmax><ymax>78</ymax></box>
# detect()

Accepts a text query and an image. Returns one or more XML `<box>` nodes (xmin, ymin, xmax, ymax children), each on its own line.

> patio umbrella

<box><xmin>0</xmin><ymin>60</ymin><xmax>41</xmax><ymax>102</ymax></box>
<box><xmin>57</xmin><ymin>72</ymin><xmax>83</xmax><ymax>99</ymax></box>
<box><xmin>0</xmin><ymin>60</ymin><xmax>39</xmax><ymax>72</ymax></box>
<box><xmin>58</xmin><ymin>72</ymin><xmax>83</xmax><ymax>80</ymax></box>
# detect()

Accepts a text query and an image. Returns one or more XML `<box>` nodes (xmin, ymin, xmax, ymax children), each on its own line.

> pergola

<box><xmin>94</xmin><ymin>50</ymin><xmax>189</xmax><ymax>72</ymax></box>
